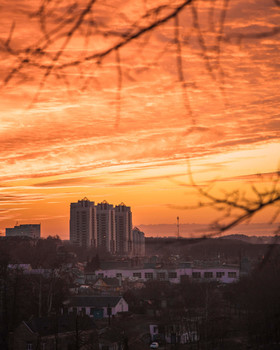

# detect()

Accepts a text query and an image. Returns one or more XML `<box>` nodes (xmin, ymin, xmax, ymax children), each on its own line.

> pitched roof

<box><xmin>24</xmin><ymin>315</ymin><xmax>95</xmax><ymax>336</ymax></box>
<box><xmin>103</xmin><ymin>277</ymin><xmax>121</xmax><ymax>286</ymax></box>
<box><xmin>70</xmin><ymin>296</ymin><xmax>123</xmax><ymax>308</ymax></box>
<box><xmin>94</xmin><ymin>277</ymin><xmax>120</xmax><ymax>287</ymax></box>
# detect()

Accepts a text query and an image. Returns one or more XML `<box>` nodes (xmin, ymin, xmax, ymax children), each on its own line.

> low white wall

<box><xmin>95</xmin><ymin>266</ymin><xmax>239</xmax><ymax>284</ymax></box>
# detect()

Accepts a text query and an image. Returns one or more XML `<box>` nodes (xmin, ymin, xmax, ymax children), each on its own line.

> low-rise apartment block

<box><xmin>5</xmin><ymin>224</ymin><xmax>40</xmax><ymax>239</ymax></box>
<box><xmin>94</xmin><ymin>263</ymin><xmax>240</xmax><ymax>284</ymax></box>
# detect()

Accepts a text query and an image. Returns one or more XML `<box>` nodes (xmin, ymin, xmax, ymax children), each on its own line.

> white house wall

<box><xmin>95</xmin><ymin>266</ymin><xmax>239</xmax><ymax>284</ymax></box>
<box><xmin>68</xmin><ymin>298</ymin><xmax>128</xmax><ymax>318</ymax></box>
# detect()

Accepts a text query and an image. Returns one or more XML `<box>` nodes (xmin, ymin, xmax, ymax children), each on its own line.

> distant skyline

<box><xmin>0</xmin><ymin>0</ymin><xmax>279</xmax><ymax>239</ymax></box>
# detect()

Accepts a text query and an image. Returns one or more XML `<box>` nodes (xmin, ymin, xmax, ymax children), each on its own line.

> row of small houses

<box><xmin>11</xmin><ymin>296</ymin><xmax>129</xmax><ymax>350</ymax></box>
<box><xmin>11</xmin><ymin>296</ymin><xmax>200</xmax><ymax>349</ymax></box>
<box><xmin>86</xmin><ymin>264</ymin><xmax>240</xmax><ymax>284</ymax></box>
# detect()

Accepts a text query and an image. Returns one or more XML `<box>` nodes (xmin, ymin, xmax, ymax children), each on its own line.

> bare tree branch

<box><xmin>115</xmin><ymin>49</ymin><xmax>122</xmax><ymax>128</ymax></box>
<box><xmin>187</xmin><ymin>165</ymin><xmax>280</xmax><ymax>237</ymax></box>
<box><xmin>174</xmin><ymin>14</ymin><xmax>194</xmax><ymax>123</ymax></box>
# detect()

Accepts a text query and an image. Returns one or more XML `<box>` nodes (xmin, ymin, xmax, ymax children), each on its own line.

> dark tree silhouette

<box><xmin>187</xmin><ymin>166</ymin><xmax>280</xmax><ymax>237</ymax></box>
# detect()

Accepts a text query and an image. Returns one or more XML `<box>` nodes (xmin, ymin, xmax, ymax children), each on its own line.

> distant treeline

<box><xmin>145</xmin><ymin>236</ymin><xmax>280</xmax><ymax>264</ymax></box>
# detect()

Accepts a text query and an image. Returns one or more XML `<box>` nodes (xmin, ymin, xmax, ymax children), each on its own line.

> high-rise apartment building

<box><xmin>115</xmin><ymin>203</ymin><xmax>132</xmax><ymax>255</ymax></box>
<box><xmin>5</xmin><ymin>224</ymin><xmax>41</xmax><ymax>239</ymax></box>
<box><xmin>69</xmin><ymin>198</ymin><xmax>97</xmax><ymax>248</ymax></box>
<box><xmin>69</xmin><ymin>199</ymin><xmax>145</xmax><ymax>256</ymax></box>
<box><xmin>132</xmin><ymin>227</ymin><xmax>145</xmax><ymax>257</ymax></box>
<box><xmin>96</xmin><ymin>201</ymin><xmax>116</xmax><ymax>254</ymax></box>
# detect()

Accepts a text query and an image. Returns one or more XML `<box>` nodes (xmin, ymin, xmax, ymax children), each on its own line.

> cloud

<box><xmin>219</xmin><ymin>171</ymin><xmax>280</xmax><ymax>183</ymax></box>
<box><xmin>33</xmin><ymin>177</ymin><xmax>94</xmax><ymax>188</ymax></box>
<box><xmin>0</xmin><ymin>194</ymin><xmax>43</xmax><ymax>202</ymax></box>
<box><xmin>0</xmin><ymin>0</ymin><xmax>279</xmax><ymax>235</ymax></box>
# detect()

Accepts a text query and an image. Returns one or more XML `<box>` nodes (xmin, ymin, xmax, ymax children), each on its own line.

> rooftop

<box><xmin>69</xmin><ymin>295</ymin><xmax>124</xmax><ymax>307</ymax></box>
<box><xmin>24</xmin><ymin>315</ymin><xmax>95</xmax><ymax>336</ymax></box>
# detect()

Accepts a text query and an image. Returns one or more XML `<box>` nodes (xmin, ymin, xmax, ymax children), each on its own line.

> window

<box><xmin>133</xmin><ymin>272</ymin><xmax>142</xmax><ymax>278</ymax></box>
<box><xmin>168</xmin><ymin>272</ymin><xmax>177</xmax><ymax>279</ymax></box>
<box><xmin>157</xmin><ymin>272</ymin><xmax>166</xmax><ymax>280</ymax></box>
<box><xmin>73</xmin><ymin>307</ymin><xmax>77</xmax><ymax>314</ymax></box>
<box><xmin>228</xmin><ymin>272</ymin><xmax>237</xmax><ymax>278</ymax></box>
<box><xmin>216</xmin><ymin>272</ymin><xmax>225</xmax><ymax>278</ymax></box>
<box><xmin>90</xmin><ymin>307</ymin><xmax>94</xmax><ymax>315</ymax></box>
<box><xmin>192</xmin><ymin>272</ymin><xmax>201</xmax><ymax>278</ymax></box>
<box><xmin>116</xmin><ymin>273</ymin><xmax>122</xmax><ymax>278</ymax></box>
<box><xmin>98</xmin><ymin>273</ymin><xmax>104</xmax><ymax>278</ymax></box>
<box><xmin>204</xmin><ymin>272</ymin><xmax>213</xmax><ymax>278</ymax></box>
<box><xmin>26</xmin><ymin>343</ymin><xmax>33</xmax><ymax>350</ymax></box>
<box><xmin>145</xmin><ymin>272</ymin><xmax>153</xmax><ymax>279</ymax></box>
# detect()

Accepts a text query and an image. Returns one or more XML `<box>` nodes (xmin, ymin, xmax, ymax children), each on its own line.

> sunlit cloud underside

<box><xmin>0</xmin><ymin>0</ymin><xmax>279</xmax><ymax>237</ymax></box>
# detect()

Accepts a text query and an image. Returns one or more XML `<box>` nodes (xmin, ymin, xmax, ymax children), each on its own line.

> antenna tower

<box><xmin>177</xmin><ymin>216</ymin><xmax>180</xmax><ymax>239</ymax></box>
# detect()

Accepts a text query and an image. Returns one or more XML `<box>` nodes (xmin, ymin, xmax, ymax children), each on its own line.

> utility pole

<box><xmin>177</xmin><ymin>217</ymin><xmax>180</xmax><ymax>239</ymax></box>
<box><xmin>107</xmin><ymin>304</ymin><xmax>112</xmax><ymax>326</ymax></box>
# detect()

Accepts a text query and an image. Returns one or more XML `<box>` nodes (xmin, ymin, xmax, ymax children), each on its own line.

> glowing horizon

<box><xmin>0</xmin><ymin>0</ymin><xmax>279</xmax><ymax>239</ymax></box>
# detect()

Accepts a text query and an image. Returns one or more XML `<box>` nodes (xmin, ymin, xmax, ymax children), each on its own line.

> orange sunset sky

<box><xmin>0</xmin><ymin>0</ymin><xmax>279</xmax><ymax>239</ymax></box>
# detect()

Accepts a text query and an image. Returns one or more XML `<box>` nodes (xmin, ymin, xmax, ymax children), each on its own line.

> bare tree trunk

<box><xmin>47</xmin><ymin>278</ymin><xmax>53</xmax><ymax>316</ymax></box>
<box><xmin>38</xmin><ymin>275</ymin><xmax>42</xmax><ymax>317</ymax></box>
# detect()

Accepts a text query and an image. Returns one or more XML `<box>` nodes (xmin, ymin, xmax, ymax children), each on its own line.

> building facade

<box><xmin>66</xmin><ymin>296</ymin><xmax>128</xmax><ymax>319</ymax></box>
<box><xmin>69</xmin><ymin>198</ymin><xmax>96</xmax><ymax>248</ymax></box>
<box><xmin>5</xmin><ymin>224</ymin><xmax>40</xmax><ymax>239</ymax></box>
<box><xmin>94</xmin><ymin>264</ymin><xmax>240</xmax><ymax>284</ymax></box>
<box><xmin>96</xmin><ymin>201</ymin><xmax>116</xmax><ymax>253</ymax></box>
<box><xmin>115</xmin><ymin>203</ymin><xmax>132</xmax><ymax>255</ymax></box>
<box><xmin>132</xmin><ymin>227</ymin><xmax>145</xmax><ymax>257</ymax></box>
